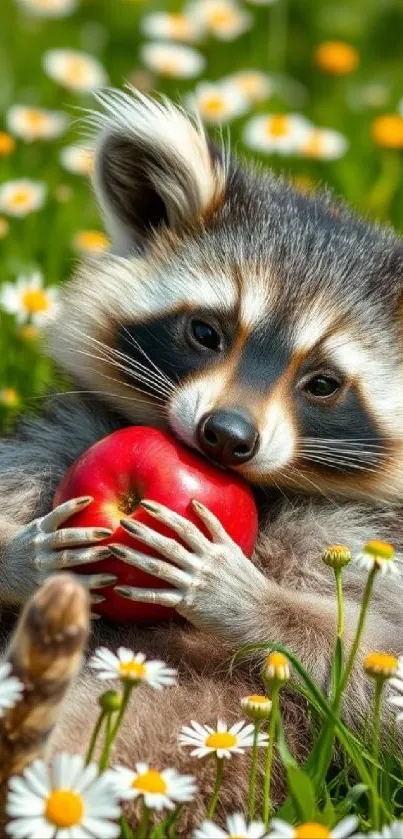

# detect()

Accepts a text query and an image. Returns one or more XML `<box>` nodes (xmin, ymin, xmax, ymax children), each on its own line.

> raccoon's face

<box><xmin>51</xmin><ymin>89</ymin><xmax>403</xmax><ymax>503</ymax></box>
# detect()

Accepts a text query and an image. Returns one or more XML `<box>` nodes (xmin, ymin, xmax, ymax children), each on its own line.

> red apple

<box><xmin>54</xmin><ymin>426</ymin><xmax>258</xmax><ymax>623</ymax></box>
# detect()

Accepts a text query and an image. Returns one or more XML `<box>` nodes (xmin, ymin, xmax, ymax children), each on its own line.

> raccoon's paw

<box><xmin>112</xmin><ymin>499</ymin><xmax>266</xmax><ymax>642</ymax></box>
<box><xmin>2</xmin><ymin>497</ymin><xmax>115</xmax><ymax>606</ymax></box>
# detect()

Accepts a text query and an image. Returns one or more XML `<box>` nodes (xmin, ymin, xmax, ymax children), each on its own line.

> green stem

<box><xmin>85</xmin><ymin>710</ymin><xmax>106</xmax><ymax>765</ymax></box>
<box><xmin>335</xmin><ymin>568</ymin><xmax>344</xmax><ymax>640</ymax></box>
<box><xmin>269</xmin><ymin>0</ymin><xmax>288</xmax><ymax>73</ymax></box>
<box><xmin>166</xmin><ymin>804</ymin><xmax>184</xmax><ymax>837</ymax></box>
<box><xmin>371</xmin><ymin>679</ymin><xmax>385</xmax><ymax>831</ymax></box>
<box><xmin>337</xmin><ymin>566</ymin><xmax>377</xmax><ymax>702</ymax></box>
<box><xmin>367</xmin><ymin>151</ymin><xmax>402</xmax><ymax>219</ymax></box>
<box><xmin>120</xmin><ymin>815</ymin><xmax>135</xmax><ymax>838</ymax></box>
<box><xmin>207</xmin><ymin>757</ymin><xmax>224</xmax><ymax>819</ymax></box>
<box><xmin>98</xmin><ymin>681</ymin><xmax>134</xmax><ymax>773</ymax></box>
<box><xmin>98</xmin><ymin>712</ymin><xmax>113</xmax><ymax>773</ymax></box>
<box><xmin>137</xmin><ymin>803</ymin><xmax>151</xmax><ymax>839</ymax></box>
<box><xmin>248</xmin><ymin>720</ymin><xmax>262</xmax><ymax>821</ymax></box>
<box><xmin>263</xmin><ymin>688</ymin><xmax>279</xmax><ymax>827</ymax></box>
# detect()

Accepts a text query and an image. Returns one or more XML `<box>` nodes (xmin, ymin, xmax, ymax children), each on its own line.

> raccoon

<box><xmin>1</xmin><ymin>88</ymin><xmax>403</xmax><ymax>831</ymax></box>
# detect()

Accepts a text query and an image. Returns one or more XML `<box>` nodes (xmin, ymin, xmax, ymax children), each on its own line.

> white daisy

<box><xmin>188</xmin><ymin>0</ymin><xmax>253</xmax><ymax>41</ymax></box>
<box><xmin>243</xmin><ymin>113</ymin><xmax>311</xmax><ymax>155</ymax></box>
<box><xmin>16</xmin><ymin>0</ymin><xmax>77</xmax><ymax>17</ymax></box>
<box><xmin>296</xmin><ymin>127</ymin><xmax>348</xmax><ymax>160</ymax></box>
<box><xmin>354</xmin><ymin>540</ymin><xmax>399</xmax><ymax>577</ymax></box>
<box><xmin>141</xmin><ymin>11</ymin><xmax>204</xmax><ymax>43</ymax></box>
<box><xmin>6</xmin><ymin>753</ymin><xmax>121</xmax><ymax>838</ymax></box>
<box><xmin>0</xmin><ymin>271</ymin><xmax>59</xmax><ymax>326</ymax></box>
<box><xmin>0</xmin><ymin>179</ymin><xmax>46</xmax><ymax>217</ymax></box>
<box><xmin>43</xmin><ymin>49</ymin><xmax>108</xmax><ymax>92</ymax></box>
<box><xmin>188</xmin><ymin>81</ymin><xmax>249</xmax><ymax>124</ymax></box>
<box><xmin>179</xmin><ymin>719</ymin><xmax>268</xmax><ymax>759</ymax></box>
<box><xmin>268</xmin><ymin>816</ymin><xmax>358</xmax><ymax>838</ymax></box>
<box><xmin>195</xmin><ymin>812</ymin><xmax>268</xmax><ymax>838</ymax></box>
<box><xmin>223</xmin><ymin>70</ymin><xmax>272</xmax><ymax>103</ymax></box>
<box><xmin>141</xmin><ymin>42</ymin><xmax>205</xmax><ymax>78</ymax></box>
<box><xmin>0</xmin><ymin>662</ymin><xmax>24</xmax><ymax>717</ymax></box>
<box><xmin>60</xmin><ymin>144</ymin><xmax>94</xmax><ymax>175</ymax></box>
<box><xmin>7</xmin><ymin>105</ymin><xmax>69</xmax><ymax>142</ymax></box>
<box><xmin>89</xmin><ymin>647</ymin><xmax>177</xmax><ymax>689</ymax></box>
<box><xmin>372</xmin><ymin>824</ymin><xmax>403</xmax><ymax>838</ymax></box>
<box><xmin>109</xmin><ymin>763</ymin><xmax>196</xmax><ymax>811</ymax></box>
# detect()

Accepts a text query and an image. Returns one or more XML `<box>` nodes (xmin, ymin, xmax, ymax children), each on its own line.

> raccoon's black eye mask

<box><xmin>116</xmin><ymin>311</ymin><xmax>382</xmax><ymax>473</ymax></box>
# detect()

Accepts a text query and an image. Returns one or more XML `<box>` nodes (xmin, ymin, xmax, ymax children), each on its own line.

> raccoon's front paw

<box><xmin>112</xmin><ymin>499</ymin><xmax>266</xmax><ymax>641</ymax></box>
<box><xmin>3</xmin><ymin>498</ymin><xmax>116</xmax><ymax>607</ymax></box>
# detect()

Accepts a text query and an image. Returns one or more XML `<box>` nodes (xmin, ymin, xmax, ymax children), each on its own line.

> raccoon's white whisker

<box><xmin>72</xmin><ymin>347</ymin><xmax>171</xmax><ymax>400</ymax></box>
<box><xmin>68</xmin><ymin>344</ymin><xmax>172</xmax><ymax>401</ymax></box>
<box><xmin>65</xmin><ymin>327</ymin><xmax>174</xmax><ymax>395</ymax></box>
<box><xmin>286</xmin><ymin>463</ymin><xmax>342</xmax><ymax>507</ymax></box>
<box><xmin>117</xmin><ymin>320</ymin><xmax>176</xmax><ymax>389</ymax></box>
<box><xmin>300</xmin><ymin>454</ymin><xmax>379</xmax><ymax>473</ymax></box>
<box><xmin>81</xmin><ymin>364</ymin><xmax>168</xmax><ymax>406</ymax></box>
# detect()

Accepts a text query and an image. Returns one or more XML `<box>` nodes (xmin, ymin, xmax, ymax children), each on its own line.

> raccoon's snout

<box><xmin>197</xmin><ymin>410</ymin><xmax>259</xmax><ymax>467</ymax></box>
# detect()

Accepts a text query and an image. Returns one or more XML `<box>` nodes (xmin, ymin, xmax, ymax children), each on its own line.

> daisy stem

<box><xmin>207</xmin><ymin>757</ymin><xmax>224</xmax><ymax>819</ymax></box>
<box><xmin>85</xmin><ymin>709</ymin><xmax>106</xmax><ymax>765</ymax></box>
<box><xmin>98</xmin><ymin>711</ymin><xmax>113</xmax><ymax>772</ymax></box>
<box><xmin>248</xmin><ymin>719</ymin><xmax>262</xmax><ymax>821</ymax></box>
<box><xmin>138</xmin><ymin>803</ymin><xmax>151</xmax><ymax>839</ymax></box>
<box><xmin>335</xmin><ymin>567</ymin><xmax>345</xmax><ymax>639</ymax></box>
<box><xmin>98</xmin><ymin>681</ymin><xmax>134</xmax><ymax>773</ymax></box>
<box><xmin>371</xmin><ymin>679</ymin><xmax>385</xmax><ymax>831</ymax></box>
<box><xmin>337</xmin><ymin>566</ymin><xmax>377</xmax><ymax>702</ymax></box>
<box><xmin>263</xmin><ymin>687</ymin><xmax>279</xmax><ymax>828</ymax></box>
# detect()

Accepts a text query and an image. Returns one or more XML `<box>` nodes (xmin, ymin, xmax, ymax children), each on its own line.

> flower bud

<box><xmin>241</xmin><ymin>694</ymin><xmax>272</xmax><ymax>721</ymax></box>
<box><xmin>263</xmin><ymin>651</ymin><xmax>290</xmax><ymax>689</ymax></box>
<box><xmin>322</xmin><ymin>544</ymin><xmax>351</xmax><ymax>570</ymax></box>
<box><xmin>99</xmin><ymin>689</ymin><xmax>122</xmax><ymax>712</ymax></box>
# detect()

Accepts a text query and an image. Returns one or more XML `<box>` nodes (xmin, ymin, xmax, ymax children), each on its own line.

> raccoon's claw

<box><xmin>114</xmin><ymin>499</ymin><xmax>264</xmax><ymax>639</ymax></box>
<box><xmin>33</xmin><ymin>546</ymin><xmax>111</xmax><ymax>571</ymax></box>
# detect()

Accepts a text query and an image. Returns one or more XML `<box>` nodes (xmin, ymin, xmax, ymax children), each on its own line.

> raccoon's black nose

<box><xmin>197</xmin><ymin>410</ymin><xmax>259</xmax><ymax>467</ymax></box>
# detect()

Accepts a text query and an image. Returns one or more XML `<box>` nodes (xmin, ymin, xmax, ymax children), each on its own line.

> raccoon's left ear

<box><xmin>90</xmin><ymin>88</ymin><xmax>226</xmax><ymax>253</ymax></box>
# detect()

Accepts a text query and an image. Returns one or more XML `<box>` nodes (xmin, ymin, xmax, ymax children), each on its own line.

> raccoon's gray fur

<box><xmin>1</xmin><ymin>89</ymin><xmax>403</xmax><ymax>833</ymax></box>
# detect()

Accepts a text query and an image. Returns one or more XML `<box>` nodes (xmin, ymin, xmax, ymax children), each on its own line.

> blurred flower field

<box><xmin>1</xmin><ymin>0</ymin><xmax>403</xmax><ymax>430</ymax></box>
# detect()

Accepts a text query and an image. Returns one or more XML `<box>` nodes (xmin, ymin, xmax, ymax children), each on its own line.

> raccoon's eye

<box><xmin>186</xmin><ymin>318</ymin><xmax>223</xmax><ymax>352</ymax></box>
<box><xmin>303</xmin><ymin>374</ymin><xmax>341</xmax><ymax>400</ymax></box>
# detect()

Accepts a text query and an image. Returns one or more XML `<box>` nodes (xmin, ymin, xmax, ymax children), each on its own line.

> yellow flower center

<box><xmin>314</xmin><ymin>41</ymin><xmax>359</xmax><ymax>75</ymax></box>
<box><xmin>45</xmin><ymin>790</ymin><xmax>84</xmax><ymax>828</ymax></box>
<box><xmin>364</xmin><ymin>652</ymin><xmax>399</xmax><ymax>677</ymax></box>
<box><xmin>247</xmin><ymin>694</ymin><xmax>268</xmax><ymax>703</ymax></box>
<box><xmin>8</xmin><ymin>189</ymin><xmax>32</xmax><ymax>209</ymax></box>
<box><xmin>158</xmin><ymin>58</ymin><xmax>181</xmax><ymax>76</ymax></box>
<box><xmin>301</xmin><ymin>130</ymin><xmax>325</xmax><ymax>158</ymax></box>
<box><xmin>267</xmin><ymin>651</ymin><xmax>288</xmax><ymax>668</ymax></box>
<box><xmin>169</xmin><ymin>14</ymin><xmax>192</xmax><ymax>38</ymax></box>
<box><xmin>201</xmin><ymin>95</ymin><xmax>226</xmax><ymax>116</ymax></box>
<box><xmin>0</xmin><ymin>388</ymin><xmax>19</xmax><ymax>407</ymax></box>
<box><xmin>322</xmin><ymin>544</ymin><xmax>352</xmax><ymax>569</ymax></box>
<box><xmin>133</xmin><ymin>769</ymin><xmax>167</xmax><ymax>794</ymax></box>
<box><xmin>364</xmin><ymin>540</ymin><xmax>395</xmax><ymax>560</ymax></box>
<box><xmin>237</xmin><ymin>74</ymin><xmax>261</xmax><ymax>97</ymax></box>
<box><xmin>371</xmin><ymin>115</ymin><xmax>403</xmax><ymax>150</ymax></box>
<box><xmin>74</xmin><ymin>231</ymin><xmax>109</xmax><ymax>251</ymax></box>
<box><xmin>21</xmin><ymin>289</ymin><xmax>49</xmax><ymax>314</ymax></box>
<box><xmin>208</xmin><ymin>7</ymin><xmax>237</xmax><ymax>28</ymax></box>
<box><xmin>118</xmin><ymin>660</ymin><xmax>147</xmax><ymax>680</ymax></box>
<box><xmin>0</xmin><ymin>132</ymin><xmax>16</xmax><ymax>156</ymax></box>
<box><xmin>266</xmin><ymin>115</ymin><xmax>289</xmax><ymax>138</ymax></box>
<box><xmin>25</xmin><ymin>110</ymin><xmax>48</xmax><ymax>130</ymax></box>
<box><xmin>295</xmin><ymin>824</ymin><xmax>330</xmax><ymax>839</ymax></box>
<box><xmin>205</xmin><ymin>731</ymin><xmax>237</xmax><ymax>749</ymax></box>
<box><xmin>65</xmin><ymin>58</ymin><xmax>88</xmax><ymax>84</ymax></box>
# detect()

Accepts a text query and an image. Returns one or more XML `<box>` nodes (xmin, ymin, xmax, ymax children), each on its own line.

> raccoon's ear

<box><xmin>91</xmin><ymin>88</ymin><xmax>226</xmax><ymax>253</ymax></box>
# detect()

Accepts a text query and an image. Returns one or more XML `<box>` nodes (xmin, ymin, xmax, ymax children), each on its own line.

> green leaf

<box><xmin>286</xmin><ymin>765</ymin><xmax>317</xmax><ymax>822</ymax></box>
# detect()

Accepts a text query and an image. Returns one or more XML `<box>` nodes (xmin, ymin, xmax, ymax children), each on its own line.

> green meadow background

<box><xmin>1</xmin><ymin>0</ymin><xmax>403</xmax><ymax>431</ymax></box>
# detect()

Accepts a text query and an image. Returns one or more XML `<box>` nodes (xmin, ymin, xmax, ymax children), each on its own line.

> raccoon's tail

<box><xmin>0</xmin><ymin>575</ymin><xmax>89</xmax><ymax>784</ymax></box>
